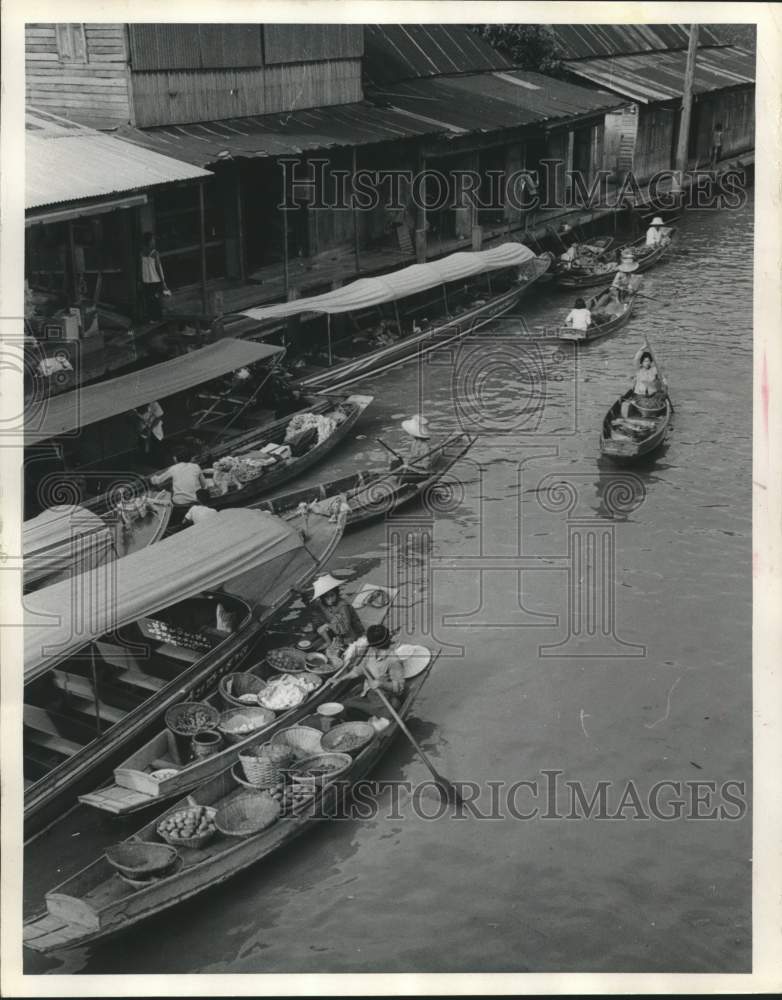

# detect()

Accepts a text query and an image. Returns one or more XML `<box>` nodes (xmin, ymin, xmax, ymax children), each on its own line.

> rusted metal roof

<box><xmin>26</xmin><ymin>108</ymin><xmax>211</xmax><ymax>210</ymax></box>
<box><xmin>550</xmin><ymin>23</ymin><xmax>725</xmax><ymax>61</ymax></box>
<box><xmin>116</xmin><ymin>102</ymin><xmax>443</xmax><ymax>166</ymax></box>
<box><xmin>564</xmin><ymin>45</ymin><xmax>755</xmax><ymax>103</ymax></box>
<box><xmin>371</xmin><ymin>70</ymin><xmax>622</xmax><ymax>134</ymax></box>
<box><xmin>364</xmin><ymin>24</ymin><xmax>511</xmax><ymax>85</ymax></box>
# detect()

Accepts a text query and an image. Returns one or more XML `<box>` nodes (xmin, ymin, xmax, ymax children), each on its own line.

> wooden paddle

<box><xmin>359</xmin><ymin>652</ymin><xmax>463</xmax><ymax>806</ymax></box>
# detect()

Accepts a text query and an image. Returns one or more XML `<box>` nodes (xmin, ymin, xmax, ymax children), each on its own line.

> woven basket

<box><xmin>304</xmin><ymin>652</ymin><xmax>341</xmax><ymax>676</ymax></box>
<box><xmin>215</xmin><ymin>792</ymin><xmax>281</xmax><ymax>837</ymax></box>
<box><xmin>270</xmin><ymin>726</ymin><xmax>324</xmax><ymax>760</ymax></box>
<box><xmin>105</xmin><ymin>841</ymin><xmax>178</xmax><ymax>878</ymax></box>
<box><xmin>218</xmin><ymin>672</ymin><xmax>267</xmax><ymax>709</ymax></box>
<box><xmin>165</xmin><ymin>702</ymin><xmax>220</xmax><ymax>737</ymax></box>
<box><xmin>157</xmin><ymin>806</ymin><xmax>217</xmax><ymax>849</ymax></box>
<box><xmin>231</xmin><ymin>761</ymin><xmax>285</xmax><ymax>793</ymax></box>
<box><xmin>218</xmin><ymin>706</ymin><xmax>276</xmax><ymax>745</ymax></box>
<box><xmin>321</xmin><ymin>721</ymin><xmax>377</xmax><ymax>755</ymax></box>
<box><xmin>288</xmin><ymin>751</ymin><xmax>352</xmax><ymax>786</ymax></box>
<box><xmin>237</xmin><ymin>747</ymin><xmax>282</xmax><ymax>788</ymax></box>
<box><xmin>266</xmin><ymin>647</ymin><xmax>307</xmax><ymax>673</ymax></box>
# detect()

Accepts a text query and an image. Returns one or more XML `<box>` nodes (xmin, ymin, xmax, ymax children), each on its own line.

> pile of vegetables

<box><xmin>158</xmin><ymin>805</ymin><xmax>216</xmax><ymax>843</ymax></box>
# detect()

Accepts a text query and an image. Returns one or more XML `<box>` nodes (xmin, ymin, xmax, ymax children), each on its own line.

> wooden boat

<box><xmin>23</xmin><ymin>493</ymin><xmax>172</xmax><ymax>593</ymax></box>
<box><xmin>239</xmin><ymin>244</ymin><xmax>552</xmax><ymax>393</ymax></box>
<box><xmin>600</xmin><ymin>391</ymin><xmax>672</xmax><ymax>460</ymax></box>
<box><xmin>200</xmin><ymin>393</ymin><xmax>373</xmax><ymax>511</ymax></box>
<box><xmin>22</xmin><ymin>505</ymin><xmax>346</xmax><ymax>838</ymax></box>
<box><xmin>555</xmin><ymin>228</ymin><xmax>677</xmax><ymax>289</ymax></box>
<box><xmin>252</xmin><ymin>431</ymin><xmax>477</xmax><ymax>531</ymax></box>
<box><xmin>23</xmin><ymin>656</ymin><xmax>435</xmax><ymax>954</ymax></box>
<box><xmin>78</xmin><ymin>581</ymin><xmax>397</xmax><ymax>816</ymax></box>
<box><xmin>557</xmin><ymin>288</ymin><xmax>637</xmax><ymax>343</ymax></box>
<box><xmin>551</xmin><ymin>235</ymin><xmax>614</xmax><ymax>274</ymax></box>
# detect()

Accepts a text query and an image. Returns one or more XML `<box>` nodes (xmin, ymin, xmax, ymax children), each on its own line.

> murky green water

<box><xmin>25</xmin><ymin>196</ymin><xmax>753</xmax><ymax>974</ymax></box>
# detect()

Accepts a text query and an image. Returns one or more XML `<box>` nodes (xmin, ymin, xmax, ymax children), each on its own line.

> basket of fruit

<box><xmin>157</xmin><ymin>804</ymin><xmax>217</xmax><ymax>849</ymax></box>
<box><xmin>237</xmin><ymin>742</ymin><xmax>295</xmax><ymax>787</ymax></box>
<box><xmin>288</xmin><ymin>751</ymin><xmax>352</xmax><ymax>787</ymax></box>
<box><xmin>266</xmin><ymin>647</ymin><xmax>307</xmax><ymax>673</ymax></box>
<box><xmin>270</xmin><ymin>725</ymin><xmax>324</xmax><ymax>760</ymax></box>
<box><xmin>218</xmin><ymin>672</ymin><xmax>267</xmax><ymax>709</ymax></box>
<box><xmin>218</xmin><ymin>706</ymin><xmax>276</xmax><ymax>745</ymax></box>
<box><xmin>304</xmin><ymin>652</ymin><xmax>341</xmax><ymax>676</ymax></box>
<box><xmin>214</xmin><ymin>792</ymin><xmax>281</xmax><ymax>837</ymax></box>
<box><xmin>321</xmin><ymin>721</ymin><xmax>377</xmax><ymax>755</ymax></box>
<box><xmin>165</xmin><ymin>702</ymin><xmax>220</xmax><ymax>737</ymax></box>
<box><xmin>105</xmin><ymin>841</ymin><xmax>179</xmax><ymax>879</ymax></box>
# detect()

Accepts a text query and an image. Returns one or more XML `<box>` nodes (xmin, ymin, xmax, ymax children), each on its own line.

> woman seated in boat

<box><xmin>564</xmin><ymin>297</ymin><xmax>592</xmax><ymax>331</ymax></box>
<box><xmin>390</xmin><ymin>415</ymin><xmax>434</xmax><ymax>481</ymax></box>
<box><xmin>370</xmin><ymin>319</ymin><xmax>401</xmax><ymax>348</ymax></box>
<box><xmin>645</xmin><ymin>216</ymin><xmax>667</xmax><ymax>248</ymax></box>
<box><xmin>342</xmin><ymin>624</ymin><xmax>405</xmax><ymax>712</ymax></box>
<box><xmin>621</xmin><ymin>347</ymin><xmax>668</xmax><ymax>417</ymax></box>
<box><xmin>592</xmin><ymin>253</ymin><xmax>641</xmax><ymax>320</ymax></box>
<box><xmin>311</xmin><ymin>573</ymin><xmax>366</xmax><ymax>650</ymax></box>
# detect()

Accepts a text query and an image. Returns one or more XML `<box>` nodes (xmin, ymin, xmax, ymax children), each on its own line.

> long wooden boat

<box><xmin>79</xmin><ymin>581</ymin><xmax>398</xmax><ymax>816</ymax></box>
<box><xmin>23</xmin><ymin>493</ymin><xmax>173</xmax><ymax>593</ymax></box>
<box><xmin>551</xmin><ymin>235</ymin><xmax>614</xmax><ymax>274</ymax></box>
<box><xmin>557</xmin><ymin>288</ymin><xmax>637</xmax><ymax>344</ymax></box>
<box><xmin>600</xmin><ymin>390</ymin><xmax>672</xmax><ymax>460</ymax></box>
<box><xmin>555</xmin><ymin>228</ymin><xmax>677</xmax><ymax>289</ymax></box>
<box><xmin>22</xmin><ymin>505</ymin><xmax>346</xmax><ymax>838</ymax></box>
<box><xmin>23</xmin><ymin>656</ymin><xmax>435</xmax><ymax>954</ymax></box>
<box><xmin>200</xmin><ymin>393</ymin><xmax>373</xmax><ymax>511</ymax></box>
<box><xmin>239</xmin><ymin>244</ymin><xmax>552</xmax><ymax>393</ymax></box>
<box><xmin>252</xmin><ymin>431</ymin><xmax>477</xmax><ymax>530</ymax></box>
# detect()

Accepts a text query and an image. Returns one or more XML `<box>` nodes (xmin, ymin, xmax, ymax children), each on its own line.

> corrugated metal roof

<box><xmin>371</xmin><ymin>71</ymin><xmax>622</xmax><ymax>134</ymax></box>
<box><xmin>364</xmin><ymin>24</ymin><xmax>511</xmax><ymax>85</ymax></box>
<box><xmin>564</xmin><ymin>46</ymin><xmax>755</xmax><ymax>104</ymax></box>
<box><xmin>26</xmin><ymin>108</ymin><xmax>212</xmax><ymax>210</ymax></box>
<box><xmin>116</xmin><ymin>102</ymin><xmax>444</xmax><ymax>167</ymax></box>
<box><xmin>550</xmin><ymin>23</ymin><xmax>725</xmax><ymax>61</ymax></box>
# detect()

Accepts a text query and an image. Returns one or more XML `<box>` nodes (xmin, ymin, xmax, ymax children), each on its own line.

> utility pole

<box><xmin>673</xmin><ymin>23</ymin><xmax>700</xmax><ymax>193</ymax></box>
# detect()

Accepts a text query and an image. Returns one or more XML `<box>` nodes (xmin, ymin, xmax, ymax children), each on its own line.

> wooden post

<box><xmin>673</xmin><ymin>24</ymin><xmax>700</xmax><ymax>192</ymax></box>
<box><xmin>198</xmin><ymin>181</ymin><xmax>207</xmax><ymax>315</ymax></box>
<box><xmin>415</xmin><ymin>148</ymin><xmax>427</xmax><ymax>263</ymax></box>
<box><xmin>67</xmin><ymin>219</ymin><xmax>78</xmax><ymax>306</ymax></box>
<box><xmin>327</xmin><ymin>313</ymin><xmax>333</xmax><ymax>366</ymax></box>
<box><xmin>281</xmin><ymin>164</ymin><xmax>290</xmax><ymax>298</ymax></box>
<box><xmin>352</xmin><ymin>147</ymin><xmax>361</xmax><ymax>274</ymax></box>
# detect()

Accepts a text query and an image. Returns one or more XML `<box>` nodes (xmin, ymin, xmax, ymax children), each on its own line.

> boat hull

<box><xmin>600</xmin><ymin>391</ymin><xmax>672</xmax><ymax>460</ymax></box>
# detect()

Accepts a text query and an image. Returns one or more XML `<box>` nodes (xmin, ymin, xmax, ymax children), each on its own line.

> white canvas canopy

<box><xmin>23</xmin><ymin>505</ymin><xmax>115</xmax><ymax>589</ymax></box>
<box><xmin>241</xmin><ymin>243</ymin><xmax>537</xmax><ymax>323</ymax></box>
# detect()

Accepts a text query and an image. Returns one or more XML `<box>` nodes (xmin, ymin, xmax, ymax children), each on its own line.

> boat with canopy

<box><xmin>240</xmin><ymin>244</ymin><xmax>552</xmax><ymax>391</ymax></box>
<box><xmin>23</xmin><ymin>504</ymin><xmax>346</xmax><ymax>837</ymax></box>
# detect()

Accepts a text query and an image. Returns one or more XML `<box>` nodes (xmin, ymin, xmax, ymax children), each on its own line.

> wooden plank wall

<box><xmin>131</xmin><ymin>60</ymin><xmax>363</xmax><ymax>127</ymax></box>
<box><xmin>692</xmin><ymin>88</ymin><xmax>755</xmax><ymax>165</ymax></box>
<box><xmin>634</xmin><ymin>106</ymin><xmax>676</xmax><ymax>182</ymax></box>
<box><xmin>26</xmin><ymin>24</ymin><xmax>132</xmax><ymax>124</ymax></box>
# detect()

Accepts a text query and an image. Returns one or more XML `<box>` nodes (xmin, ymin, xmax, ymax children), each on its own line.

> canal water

<box><xmin>24</xmin><ymin>196</ymin><xmax>753</xmax><ymax>975</ymax></box>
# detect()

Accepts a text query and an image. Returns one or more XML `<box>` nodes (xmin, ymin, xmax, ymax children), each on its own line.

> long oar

<box><xmin>361</xmin><ymin>655</ymin><xmax>463</xmax><ymax>806</ymax></box>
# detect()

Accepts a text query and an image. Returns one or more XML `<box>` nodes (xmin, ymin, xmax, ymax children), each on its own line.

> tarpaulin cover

<box><xmin>23</xmin><ymin>506</ymin><xmax>114</xmax><ymax>588</ymax></box>
<box><xmin>26</xmin><ymin>338</ymin><xmax>284</xmax><ymax>443</ymax></box>
<box><xmin>241</xmin><ymin>244</ymin><xmax>537</xmax><ymax>323</ymax></box>
<box><xmin>24</xmin><ymin>508</ymin><xmax>300</xmax><ymax>682</ymax></box>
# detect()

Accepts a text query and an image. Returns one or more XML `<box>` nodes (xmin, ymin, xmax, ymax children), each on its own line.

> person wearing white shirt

<box><xmin>150</xmin><ymin>453</ymin><xmax>209</xmax><ymax>519</ymax></box>
<box><xmin>565</xmin><ymin>297</ymin><xmax>592</xmax><ymax>331</ymax></box>
<box><xmin>645</xmin><ymin>216</ymin><xmax>665</xmax><ymax>247</ymax></box>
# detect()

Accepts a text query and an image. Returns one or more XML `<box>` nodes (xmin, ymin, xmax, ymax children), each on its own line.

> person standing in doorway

<box><xmin>710</xmin><ymin>122</ymin><xmax>724</xmax><ymax>168</ymax></box>
<box><xmin>140</xmin><ymin>232</ymin><xmax>169</xmax><ymax>321</ymax></box>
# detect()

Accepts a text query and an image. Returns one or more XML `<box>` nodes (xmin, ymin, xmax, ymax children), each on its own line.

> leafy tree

<box><xmin>471</xmin><ymin>24</ymin><xmax>564</xmax><ymax>74</ymax></box>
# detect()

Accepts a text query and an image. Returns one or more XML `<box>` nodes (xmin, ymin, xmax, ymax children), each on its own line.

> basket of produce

<box><xmin>304</xmin><ymin>652</ymin><xmax>341</xmax><ymax>676</ymax></box>
<box><xmin>258</xmin><ymin>673</ymin><xmax>320</xmax><ymax>712</ymax></box>
<box><xmin>218</xmin><ymin>672</ymin><xmax>267</xmax><ymax>709</ymax></box>
<box><xmin>157</xmin><ymin>804</ymin><xmax>217</xmax><ymax>849</ymax></box>
<box><xmin>267</xmin><ymin>647</ymin><xmax>307</xmax><ymax>673</ymax></box>
<box><xmin>237</xmin><ymin>741</ymin><xmax>294</xmax><ymax>787</ymax></box>
<box><xmin>288</xmin><ymin>752</ymin><xmax>352</xmax><ymax>786</ymax></box>
<box><xmin>218</xmin><ymin>706</ymin><xmax>276</xmax><ymax>745</ymax></box>
<box><xmin>214</xmin><ymin>792</ymin><xmax>281</xmax><ymax>837</ymax></box>
<box><xmin>117</xmin><ymin>856</ymin><xmax>184</xmax><ymax>889</ymax></box>
<box><xmin>321</xmin><ymin>721</ymin><xmax>377</xmax><ymax>755</ymax></box>
<box><xmin>165</xmin><ymin>702</ymin><xmax>220</xmax><ymax>737</ymax></box>
<box><xmin>105</xmin><ymin>841</ymin><xmax>179</xmax><ymax>879</ymax></box>
<box><xmin>270</xmin><ymin>725</ymin><xmax>324</xmax><ymax>760</ymax></box>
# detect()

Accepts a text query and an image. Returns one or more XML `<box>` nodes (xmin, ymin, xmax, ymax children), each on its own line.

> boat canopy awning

<box><xmin>24</xmin><ymin>508</ymin><xmax>300</xmax><ymax>681</ymax></box>
<box><xmin>23</xmin><ymin>505</ymin><xmax>114</xmax><ymax>587</ymax></box>
<box><xmin>25</xmin><ymin>338</ymin><xmax>283</xmax><ymax>443</ymax></box>
<box><xmin>242</xmin><ymin>243</ymin><xmax>537</xmax><ymax>323</ymax></box>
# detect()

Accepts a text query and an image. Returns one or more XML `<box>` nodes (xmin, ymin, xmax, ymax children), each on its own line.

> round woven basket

<box><xmin>165</xmin><ymin>702</ymin><xmax>220</xmax><ymax>737</ymax></box>
<box><xmin>105</xmin><ymin>841</ymin><xmax>178</xmax><ymax>878</ymax></box>
<box><xmin>266</xmin><ymin>647</ymin><xmax>308</xmax><ymax>673</ymax></box>
<box><xmin>237</xmin><ymin>748</ymin><xmax>282</xmax><ymax>788</ymax></box>
<box><xmin>270</xmin><ymin>725</ymin><xmax>324</xmax><ymax>760</ymax></box>
<box><xmin>215</xmin><ymin>792</ymin><xmax>281</xmax><ymax>837</ymax></box>
<box><xmin>157</xmin><ymin>806</ymin><xmax>217</xmax><ymax>849</ymax></box>
<box><xmin>218</xmin><ymin>672</ymin><xmax>267</xmax><ymax>709</ymax></box>
<box><xmin>321</xmin><ymin>721</ymin><xmax>377</xmax><ymax>755</ymax></box>
<box><xmin>231</xmin><ymin>761</ymin><xmax>285</xmax><ymax>792</ymax></box>
<box><xmin>288</xmin><ymin>751</ymin><xmax>353</xmax><ymax>786</ymax></box>
<box><xmin>218</xmin><ymin>706</ymin><xmax>276</xmax><ymax>745</ymax></box>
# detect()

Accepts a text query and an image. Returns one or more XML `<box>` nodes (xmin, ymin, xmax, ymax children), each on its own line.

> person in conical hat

<box><xmin>311</xmin><ymin>574</ymin><xmax>365</xmax><ymax>648</ymax></box>
<box><xmin>646</xmin><ymin>215</ymin><xmax>666</xmax><ymax>248</ymax></box>
<box><xmin>593</xmin><ymin>251</ymin><xmax>641</xmax><ymax>318</ymax></box>
<box><xmin>399</xmin><ymin>415</ymin><xmax>434</xmax><ymax>475</ymax></box>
